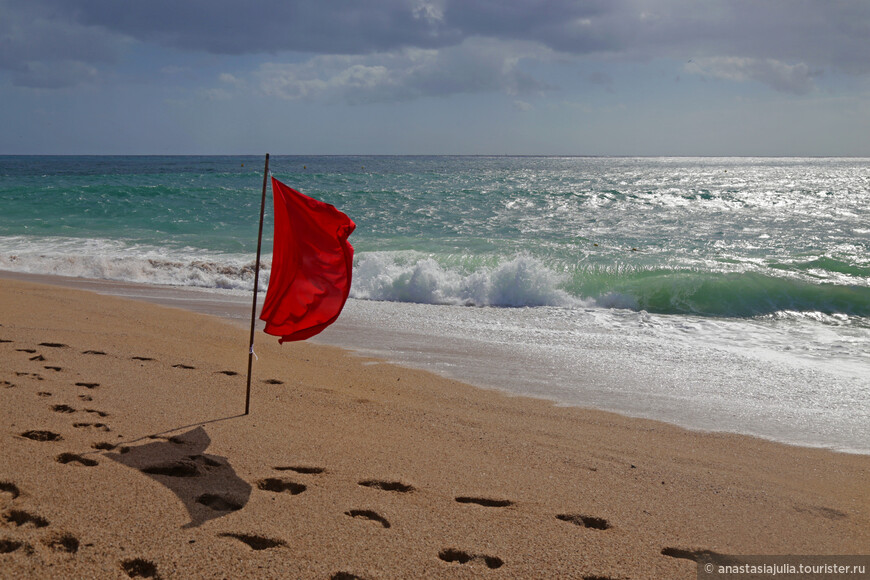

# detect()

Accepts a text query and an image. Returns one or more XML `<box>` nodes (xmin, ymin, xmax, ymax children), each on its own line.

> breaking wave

<box><xmin>2</xmin><ymin>238</ymin><xmax>868</xmax><ymax>324</ymax></box>
<box><xmin>351</xmin><ymin>253</ymin><xmax>581</xmax><ymax>307</ymax></box>
<box><xmin>592</xmin><ymin>270</ymin><xmax>870</xmax><ymax>320</ymax></box>
<box><xmin>0</xmin><ymin>237</ymin><xmax>266</xmax><ymax>292</ymax></box>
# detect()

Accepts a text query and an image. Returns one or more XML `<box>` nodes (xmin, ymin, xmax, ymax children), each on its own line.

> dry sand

<box><xmin>0</xmin><ymin>278</ymin><xmax>867</xmax><ymax>579</ymax></box>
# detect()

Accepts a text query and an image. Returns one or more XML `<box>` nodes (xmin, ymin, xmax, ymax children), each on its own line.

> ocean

<box><xmin>1</xmin><ymin>155</ymin><xmax>868</xmax><ymax>453</ymax></box>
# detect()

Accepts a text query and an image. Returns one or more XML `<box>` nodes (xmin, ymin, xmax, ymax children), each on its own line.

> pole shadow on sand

<box><xmin>107</xmin><ymin>426</ymin><xmax>251</xmax><ymax>528</ymax></box>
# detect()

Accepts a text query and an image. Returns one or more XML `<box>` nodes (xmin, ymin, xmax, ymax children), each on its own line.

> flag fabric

<box><xmin>260</xmin><ymin>177</ymin><xmax>355</xmax><ymax>343</ymax></box>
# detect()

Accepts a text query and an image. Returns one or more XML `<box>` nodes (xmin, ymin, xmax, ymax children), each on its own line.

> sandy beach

<box><xmin>1</xmin><ymin>277</ymin><xmax>867</xmax><ymax>579</ymax></box>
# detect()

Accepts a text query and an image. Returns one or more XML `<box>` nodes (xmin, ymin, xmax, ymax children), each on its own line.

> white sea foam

<box><xmin>2</xmin><ymin>238</ymin><xmax>586</xmax><ymax>309</ymax></box>
<box><xmin>0</xmin><ymin>236</ymin><xmax>267</xmax><ymax>292</ymax></box>
<box><xmin>351</xmin><ymin>252</ymin><xmax>583</xmax><ymax>308</ymax></box>
<box><xmin>317</xmin><ymin>298</ymin><xmax>870</xmax><ymax>454</ymax></box>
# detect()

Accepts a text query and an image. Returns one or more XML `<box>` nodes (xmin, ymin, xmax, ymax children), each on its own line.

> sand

<box><xmin>0</xmin><ymin>277</ymin><xmax>867</xmax><ymax>579</ymax></box>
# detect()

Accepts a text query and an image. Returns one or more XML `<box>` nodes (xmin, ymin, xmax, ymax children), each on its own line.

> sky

<box><xmin>2</xmin><ymin>0</ymin><xmax>869</xmax><ymax>156</ymax></box>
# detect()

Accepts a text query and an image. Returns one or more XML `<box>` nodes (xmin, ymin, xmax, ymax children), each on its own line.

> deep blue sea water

<box><xmin>1</xmin><ymin>155</ymin><xmax>868</xmax><ymax>452</ymax></box>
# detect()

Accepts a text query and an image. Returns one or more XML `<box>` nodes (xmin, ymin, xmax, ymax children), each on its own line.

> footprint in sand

<box><xmin>82</xmin><ymin>350</ymin><xmax>106</xmax><ymax>355</ymax></box>
<box><xmin>85</xmin><ymin>409</ymin><xmax>109</xmax><ymax>418</ymax></box>
<box><xmin>216</xmin><ymin>370</ymin><xmax>238</xmax><ymax>376</ymax></box>
<box><xmin>78</xmin><ymin>395</ymin><xmax>93</xmax><ymax>401</ymax></box>
<box><xmin>661</xmin><ymin>547</ymin><xmax>736</xmax><ymax>565</ymax></box>
<box><xmin>331</xmin><ymin>573</ymin><xmax>369</xmax><ymax>580</ymax></box>
<box><xmin>29</xmin><ymin>355</ymin><xmax>46</xmax><ymax>362</ymax></box>
<box><xmin>0</xmin><ymin>539</ymin><xmax>29</xmax><ymax>554</ymax></box>
<box><xmin>256</xmin><ymin>478</ymin><xmax>306</xmax><ymax>495</ymax></box>
<box><xmin>0</xmin><ymin>339</ymin><xmax>12</xmax><ymax>344</ymax></box>
<box><xmin>556</xmin><ymin>513</ymin><xmax>611</xmax><ymax>530</ymax></box>
<box><xmin>120</xmin><ymin>558</ymin><xmax>161</xmax><ymax>579</ymax></box>
<box><xmin>219</xmin><ymin>533</ymin><xmax>285</xmax><ymax>551</ymax></box>
<box><xmin>93</xmin><ymin>441</ymin><xmax>128</xmax><ymax>453</ymax></box>
<box><xmin>0</xmin><ymin>481</ymin><xmax>21</xmax><ymax>501</ymax></box>
<box><xmin>195</xmin><ymin>494</ymin><xmax>244</xmax><ymax>512</ymax></box>
<box><xmin>39</xmin><ymin>343</ymin><xmax>68</xmax><ymax>349</ymax></box>
<box><xmin>345</xmin><ymin>509</ymin><xmax>390</xmax><ymax>529</ymax></box>
<box><xmin>15</xmin><ymin>348</ymin><xmax>36</xmax><ymax>354</ymax></box>
<box><xmin>51</xmin><ymin>404</ymin><xmax>76</xmax><ymax>414</ymax></box>
<box><xmin>45</xmin><ymin>532</ymin><xmax>79</xmax><ymax>553</ymax></box>
<box><xmin>358</xmin><ymin>480</ymin><xmax>414</xmax><ymax>493</ymax></box>
<box><xmin>75</xmin><ymin>382</ymin><xmax>100</xmax><ymax>389</ymax></box>
<box><xmin>262</xmin><ymin>378</ymin><xmax>283</xmax><ymax>385</ymax></box>
<box><xmin>1</xmin><ymin>380</ymin><xmax>15</xmax><ymax>389</ymax></box>
<box><xmin>438</xmin><ymin>548</ymin><xmax>504</xmax><ymax>569</ymax></box>
<box><xmin>140</xmin><ymin>462</ymin><xmax>201</xmax><ymax>478</ymax></box>
<box><xmin>44</xmin><ymin>366</ymin><xmax>63</xmax><ymax>372</ymax></box>
<box><xmin>38</xmin><ymin>392</ymin><xmax>52</xmax><ymax>397</ymax></box>
<box><xmin>273</xmin><ymin>466</ymin><xmax>325</xmax><ymax>475</ymax></box>
<box><xmin>455</xmin><ymin>496</ymin><xmax>513</xmax><ymax>508</ymax></box>
<box><xmin>21</xmin><ymin>430</ymin><xmax>62</xmax><ymax>442</ymax></box>
<box><xmin>16</xmin><ymin>372</ymin><xmax>43</xmax><ymax>381</ymax></box>
<box><xmin>73</xmin><ymin>422</ymin><xmax>110</xmax><ymax>432</ymax></box>
<box><xmin>131</xmin><ymin>356</ymin><xmax>155</xmax><ymax>362</ymax></box>
<box><xmin>2</xmin><ymin>509</ymin><xmax>49</xmax><ymax>528</ymax></box>
<box><xmin>56</xmin><ymin>453</ymin><xmax>99</xmax><ymax>467</ymax></box>
<box><xmin>172</xmin><ymin>364</ymin><xmax>195</xmax><ymax>370</ymax></box>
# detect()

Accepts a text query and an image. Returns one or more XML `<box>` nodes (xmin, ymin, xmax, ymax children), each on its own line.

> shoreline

<box><xmin>2</xmin><ymin>270</ymin><xmax>867</xmax><ymax>456</ymax></box>
<box><xmin>1</xmin><ymin>275</ymin><xmax>868</xmax><ymax>577</ymax></box>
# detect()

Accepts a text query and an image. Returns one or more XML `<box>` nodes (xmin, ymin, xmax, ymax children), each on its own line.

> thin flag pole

<box><xmin>245</xmin><ymin>153</ymin><xmax>270</xmax><ymax>415</ymax></box>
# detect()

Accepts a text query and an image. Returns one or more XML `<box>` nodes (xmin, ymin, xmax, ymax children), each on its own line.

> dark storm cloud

<box><xmin>16</xmin><ymin>0</ymin><xmax>460</xmax><ymax>55</ymax></box>
<box><xmin>0</xmin><ymin>0</ymin><xmax>125</xmax><ymax>87</ymax></box>
<box><xmin>3</xmin><ymin>0</ymin><xmax>869</xmax><ymax>92</ymax></box>
<box><xmin>624</xmin><ymin>0</ymin><xmax>870</xmax><ymax>74</ymax></box>
<box><xmin>8</xmin><ymin>0</ymin><xmax>869</xmax><ymax>65</ymax></box>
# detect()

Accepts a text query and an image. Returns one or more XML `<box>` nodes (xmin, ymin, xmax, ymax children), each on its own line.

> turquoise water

<box><xmin>1</xmin><ymin>155</ymin><xmax>868</xmax><ymax>451</ymax></box>
<box><xmin>2</xmin><ymin>155</ymin><xmax>868</xmax><ymax>319</ymax></box>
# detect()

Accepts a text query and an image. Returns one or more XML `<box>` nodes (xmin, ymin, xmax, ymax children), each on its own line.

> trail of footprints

<box><xmin>0</xmin><ymin>456</ymin><xmax>632</xmax><ymax>579</ymax></box>
<box><xmin>3</xmin><ymin>346</ymin><xmax>131</xmax><ymax>477</ymax></box>
<box><xmin>4</xmin><ymin>338</ymin><xmax>252</xmax><ymax>469</ymax></box>
<box><xmin>2</xmin><ymin>337</ymin><xmax>706</xmax><ymax>578</ymax></box>
<box><xmin>1</xmin><ymin>339</ymin><xmax>278</xmax><ymax>578</ymax></box>
<box><xmin>201</xmin><ymin>468</ymin><xmax>624</xmax><ymax>577</ymax></box>
<box><xmin>209</xmin><ymin>469</ymin><xmax>617</xmax><ymax>576</ymax></box>
<box><xmin>0</xmin><ymin>479</ymin><xmax>82</xmax><ymax>564</ymax></box>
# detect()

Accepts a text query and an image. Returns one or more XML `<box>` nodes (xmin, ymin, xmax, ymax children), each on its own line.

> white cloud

<box><xmin>258</xmin><ymin>60</ymin><xmax>393</xmax><ymax>102</ymax></box>
<box><xmin>255</xmin><ymin>39</ymin><xmax>548</xmax><ymax>104</ymax></box>
<box><xmin>686</xmin><ymin>57</ymin><xmax>819</xmax><ymax>94</ymax></box>
<box><xmin>218</xmin><ymin>73</ymin><xmax>245</xmax><ymax>88</ymax></box>
<box><xmin>413</xmin><ymin>0</ymin><xmax>445</xmax><ymax>24</ymax></box>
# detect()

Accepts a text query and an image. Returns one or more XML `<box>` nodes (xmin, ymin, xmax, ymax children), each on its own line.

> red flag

<box><xmin>260</xmin><ymin>177</ymin><xmax>355</xmax><ymax>343</ymax></box>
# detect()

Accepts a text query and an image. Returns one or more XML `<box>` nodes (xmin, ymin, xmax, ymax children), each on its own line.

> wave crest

<box><xmin>2</xmin><ymin>238</ymin><xmax>868</xmax><ymax>323</ymax></box>
<box><xmin>351</xmin><ymin>253</ymin><xmax>579</xmax><ymax>307</ymax></box>
<box><xmin>0</xmin><ymin>243</ymin><xmax>266</xmax><ymax>292</ymax></box>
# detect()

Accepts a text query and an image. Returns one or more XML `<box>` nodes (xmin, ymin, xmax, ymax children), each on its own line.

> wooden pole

<box><xmin>245</xmin><ymin>153</ymin><xmax>270</xmax><ymax>415</ymax></box>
